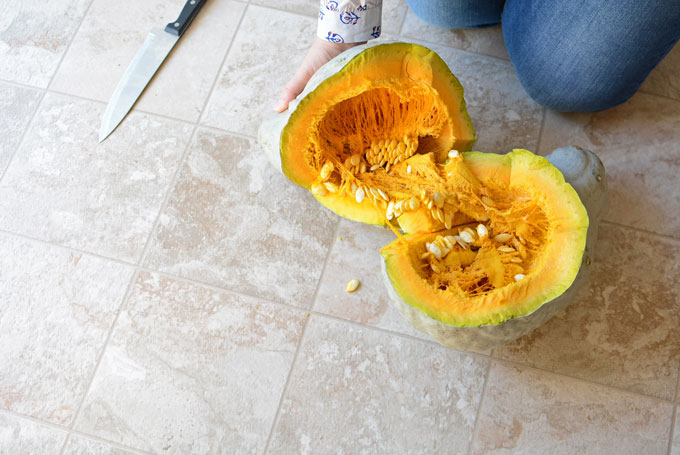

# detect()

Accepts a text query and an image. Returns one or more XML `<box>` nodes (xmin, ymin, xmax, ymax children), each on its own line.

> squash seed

<box><xmin>430</xmin><ymin>263</ymin><xmax>441</xmax><ymax>273</ymax></box>
<box><xmin>355</xmin><ymin>187</ymin><xmax>365</xmax><ymax>203</ymax></box>
<box><xmin>346</xmin><ymin>279</ymin><xmax>360</xmax><ymax>293</ymax></box>
<box><xmin>350</xmin><ymin>154</ymin><xmax>361</xmax><ymax>166</ymax></box>
<box><xmin>360</xmin><ymin>162</ymin><xmax>367</xmax><ymax>173</ymax></box>
<box><xmin>421</xmin><ymin>252</ymin><xmax>432</xmax><ymax>260</ymax></box>
<box><xmin>459</xmin><ymin>230</ymin><xmax>475</xmax><ymax>244</ymax></box>
<box><xmin>509</xmin><ymin>257</ymin><xmax>522</xmax><ymax>263</ymax></box>
<box><xmin>408</xmin><ymin>197</ymin><xmax>420</xmax><ymax>211</ymax></box>
<box><xmin>482</xmin><ymin>196</ymin><xmax>495</xmax><ymax>207</ymax></box>
<box><xmin>448</xmin><ymin>150</ymin><xmax>459</xmax><ymax>158</ymax></box>
<box><xmin>407</xmin><ymin>164</ymin><xmax>412</xmax><ymax>174</ymax></box>
<box><xmin>476</xmin><ymin>224</ymin><xmax>488</xmax><ymax>238</ymax></box>
<box><xmin>311</xmin><ymin>182</ymin><xmax>327</xmax><ymax>197</ymax></box>
<box><xmin>377</xmin><ymin>188</ymin><xmax>389</xmax><ymax>201</ymax></box>
<box><xmin>498</xmin><ymin>246</ymin><xmax>515</xmax><ymax>253</ymax></box>
<box><xmin>495</xmin><ymin>233</ymin><xmax>512</xmax><ymax>243</ymax></box>
<box><xmin>324</xmin><ymin>182</ymin><xmax>339</xmax><ymax>193</ymax></box>
<box><xmin>454</xmin><ymin>235</ymin><xmax>468</xmax><ymax>249</ymax></box>
<box><xmin>444</xmin><ymin>212</ymin><xmax>453</xmax><ymax>230</ymax></box>
<box><xmin>427</xmin><ymin>243</ymin><xmax>442</xmax><ymax>260</ymax></box>
<box><xmin>386</xmin><ymin>201</ymin><xmax>395</xmax><ymax>220</ymax></box>
<box><xmin>319</xmin><ymin>161</ymin><xmax>334</xmax><ymax>180</ymax></box>
<box><xmin>514</xmin><ymin>274</ymin><xmax>525</xmax><ymax>281</ymax></box>
<box><xmin>433</xmin><ymin>192</ymin><xmax>445</xmax><ymax>208</ymax></box>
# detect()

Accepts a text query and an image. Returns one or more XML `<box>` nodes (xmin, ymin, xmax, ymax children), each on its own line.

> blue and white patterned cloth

<box><xmin>317</xmin><ymin>0</ymin><xmax>382</xmax><ymax>43</ymax></box>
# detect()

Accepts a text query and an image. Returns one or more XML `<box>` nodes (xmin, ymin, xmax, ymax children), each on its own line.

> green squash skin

<box><xmin>381</xmin><ymin>146</ymin><xmax>607</xmax><ymax>351</ymax></box>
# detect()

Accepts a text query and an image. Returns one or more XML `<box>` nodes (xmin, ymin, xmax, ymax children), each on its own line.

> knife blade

<box><xmin>99</xmin><ymin>0</ymin><xmax>207</xmax><ymax>142</ymax></box>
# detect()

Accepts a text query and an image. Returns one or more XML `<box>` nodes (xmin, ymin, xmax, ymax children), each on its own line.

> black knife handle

<box><xmin>165</xmin><ymin>0</ymin><xmax>207</xmax><ymax>37</ymax></box>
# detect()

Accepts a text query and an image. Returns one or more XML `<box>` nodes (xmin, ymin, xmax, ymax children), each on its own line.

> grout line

<box><xmin>466</xmin><ymin>359</ymin><xmax>493</xmax><ymax>455</ymax></box>
<box><xmin>196</xmin><ymin>3</ymin><xmax>249</xmax><ymax>126</ymax></box>
<box><xmin>137</xmin><ymin>4</ymin><xmax>249</xmax><ymax>267</ymax></box>
<box><xmin>58</xmin><ymin>268</ymin><xmax>141</xmax><ymax>455</ymax></box>
<box><xmin>601</xmin><ymin>220</ymin><xmax>680</xmax><ymax>243</ymax></box>
<box><xmin>46</xmin><ymin>0</ymin><xmax>97</xmax><ymax>91</ymax></box>
<box><xmin>0</xmin><ymin>78</ymin><xmax>48</xmax><ymax>92</ymax></box>
<box><xmin>492</xmin><ymin>356</ymin><xmax>678</xmax><ymax>405</ymax></box>
<box><xmin>534</xmin><ymin>107</ymin><xmax>548</xmax><ymax>155</ymax></box>
<box><xmin>668</xmin><ymin>404</ymin><xmax>678</xmax><ymax>455</ymax></box>
<box><xmin>263</xmin><ymin>219</ymin><xmax>342</xmax><ymax>452</ymax></box>
<box><xmin>0</xmin><ymin>409</ymin><xmax>153</xmax><ymax>455</ymax></box>
<box><xmin>2</xmin><ymin>223</ymin><xmax>679</xmax><ymax>407</ymax></box>
<box><xmin>0</xmin><ymin>91</ymin><xmax>47</xmax><ymax>184</ymax></box>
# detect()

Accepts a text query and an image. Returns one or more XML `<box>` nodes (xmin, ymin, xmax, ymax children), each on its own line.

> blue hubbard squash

<box><xmin>259</xmin><ymin>41</ymin><xmax>606</xmax><ymax>350</ymax></box>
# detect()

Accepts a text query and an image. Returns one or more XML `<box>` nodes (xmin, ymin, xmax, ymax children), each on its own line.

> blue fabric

<box><xmin>405</xmin><ymin>0</ymin><xmax>680</xmax><ymax>112</ymax></box>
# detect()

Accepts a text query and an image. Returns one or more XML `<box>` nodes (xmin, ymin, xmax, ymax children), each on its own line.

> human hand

<box><xmin>274</xmin><ymin>38</ymin><xmax>365</xmax><ymax>113</ymax></box>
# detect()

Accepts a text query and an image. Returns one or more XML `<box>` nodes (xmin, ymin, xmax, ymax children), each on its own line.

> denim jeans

<box><xmin>405</xmin><ymin>0</ymin><xmax>680</xmax><ymax>112</ymax></box>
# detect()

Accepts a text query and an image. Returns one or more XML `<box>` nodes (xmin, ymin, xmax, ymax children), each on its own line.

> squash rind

<box><xmin>381</xmin><ymin>146</ymin><xmax>606</xmax><ymax>350</ymax></box>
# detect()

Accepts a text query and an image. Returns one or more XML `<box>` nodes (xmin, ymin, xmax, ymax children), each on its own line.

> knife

<box><xmin>99</xmin><ymin>0</ymin><xmax>207</xmax><ymax>142</ymax></box>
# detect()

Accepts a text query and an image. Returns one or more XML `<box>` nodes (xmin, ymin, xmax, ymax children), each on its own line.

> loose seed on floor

<box><xmin>346</xmin><ymin>278</ymin><xmax>360</xmax><ymax>293</ymax></box>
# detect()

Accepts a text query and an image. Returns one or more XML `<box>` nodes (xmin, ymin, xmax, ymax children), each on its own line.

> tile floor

<box><xmin>1</xmin><ymin>1</ymin><xmax>679</xmax><ymax>454</ymax></box>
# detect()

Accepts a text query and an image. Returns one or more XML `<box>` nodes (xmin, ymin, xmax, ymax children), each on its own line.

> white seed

<box><xmin>421</xmin><ymin>252</ymin><xmax>432</xmax><ymax>260</ymax></box>
<box><xmin>510</xmin><ymin>257</ymin><xmax>522</xmax><ymax>263</ymax></box>
<box><xmin>495</xmin><ymin>233</ymin><xmax>512</xmax><ymax>243</ymax></box>
<box><xmin>351</xmin><ymin>182</ymin><xmax>358</xmax><ymax>193</ymax></box>
<box><xmin>355</xmin><ymin>187</ymin><xmax>365</xmax><ymax>203</ymax></box>
<box><xmin>350</xmin><ymin>154</ymin><xmax>361</xmax><ymax>166</ymax></box>
<box><xmin>408</xmin><ymin>197</ymin><xmax>420</xmax><ymax>211</ymax></box>
<box><xmin>448</xmin><ymin>150</ymin><xmax>459</xmax><ymax>159</ymax></box>
<box><xmin>463</xmin><ymin>227</ymin><xmax>476</xmax><ymax>239</ymax></box>
<box><xmin>377</xmin><ymin>188</ymin><xmax>389</xmax><ymax>201</ymax></box>
<box><xmin>395</xmin><ymin>200</ymin><xmax>405</xmax><ymax>211</ymax></box>
<box><xmin>407</xmin><ymin>164</ymin><xmax>412</xmax><ymax>174</ymax></box>
<box><xmin>436</xmin><ymin>208</ymin><xmax>445</xmax><ymax>223</ymax></box>
<box><xmin>430</xmin><ymin>263</ymin><xmax>441</xmax><ymax>273</ymax></box>
<box><xmin>386</xmin><ymin>201</ymin><xmax>395</xmax><ymax>220</ymax></box>
<box><xmin>444</xmin><ymin>212</ymin><xmax>453</xmax><ymax>230</ymax></box>
<box><xmin>454</xmin><ymin>235</ymin><xmax>468</xmax><ymax>249</ymax></box>
<box><xmin>514</xmin><ymin>274</ymin><xmax>525</xmax><ymax>282</ymax></box>
<box><xmin>360</xmin><ymin>162</ymin><xmax>367</xmax><ymax>173</ymax></box>
<box><xmin>370</xmin><ymin>164</ymin><xmax>380</xmax><ymax>172</ymax></box>
<box><xmin>385</xmin><ymin>163</ymin><xmax>391</xmax><ymax>173</ymax></box>
<box><xmin>480</xmin><ymin>213</ymin><xmax>490</xmax><ymax>222</ymax></box>
<box><xmin>482</xmin><ymin>196</ymin><xmax>495</xmax><ymax>207</ymax></box>
<box><xmin>344</xmin><ymin>157</ymin><xmax>352</xmax><ymax>168</ymax></box>
<box><xmin>441</xmin><ymin>236</ymin><xmax>453</xmax><ymax>250</ymax></box>
<box><xmin>369</xmin><ymin>187</ymin><xmax>381</xmax><ymax>201</ymax></box>
<box><xmin>324</xmin><ymin>182</ymin><xmax>339</xmax><ymax>193</ymax></box>
<box><xmin>346</xmin><ymin>278</ymin><xmax>360</xmax><ymax>293</ymax></box>
<box><xmin>459</xmin><ymin>230</ymin><xmax>475</xmax><ymax>244</ymax></box>
<box><xmin>427</xmin><ymin>243</ymin><xmax>442</xmax><ymax>260</ymax></box>
<box><xmin>319</xmin><ymin>161</ymin><xmax>334</xmax><ymax>180</ymax></box>
<box><xmin>433</xmin><ymin>192</ymin><xmax>445</xmax><ymax>208</ymax></box>
<box><xmin>476</xmin><ymin>224</ymin><xmax>488</xmax><ymax>238</ymax></box>
<box><xmin>498</xmin><ymin>246</ymin><xmax>515</xmax><ymax>253</ymax></box>
<box><xmin>311</xmin><ymin>182</ymin><xmax>327</xmax><ymax>197</ymax></box>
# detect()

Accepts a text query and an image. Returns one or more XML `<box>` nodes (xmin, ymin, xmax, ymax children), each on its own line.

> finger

<box><xmin>274</xmin><ymin>68</ymin><xmax>314</xmax><ymax>113</ymax></box>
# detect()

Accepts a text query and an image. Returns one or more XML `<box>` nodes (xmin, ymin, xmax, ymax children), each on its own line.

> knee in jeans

<box><xmin>405</xmin><ymin>0</ymin><xmax>503</xmax><ymax>29</ymax></box>
<box><xmin>514</xmin><ymin>64</ymin><xmax>636</xmax><ymax>112</ymax></box>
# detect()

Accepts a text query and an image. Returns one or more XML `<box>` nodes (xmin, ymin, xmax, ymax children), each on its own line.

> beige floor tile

<box><xmin>144</xmin><ymin>128</ymin><xmax>337</xmax><ymax>308</ymax></box>
<box><xmin>0</xmin><ymin>234</ymin><xmax>134</xmax><ymax>425</ymax></box>
<box><xmin>63</xmin><ymin>435</ymin><xmax>139</xmax><ymax>455</ymax></box>
<box><xmin>401</xmin><ymin>11</ymin><xmax>509</xmax><ymax>60</ymax></box>
<box><xmin>538</xmin><ymin>92</ymin><xmax>680</xmax><ymax>155</ymax></box>
<box><xmin>493</xmin><ymin>224</ymin><xmax>680</xmax><ymax>400</ymax></box>
<box><xmin>0</xmin><ymin>82</ymin><xmax>42</xmax><ymax>172</ymax></box>
<box><xmin>673</xmin><ymin>407</ymin><xmax>680</xmax><ymax>455</ymax></box>
<box><xmin>641</xmin><ymin>41</ymin><xmax>680</xmax><ymax>102</ymax></box>
<box><xmin>596</xmin><ymin>142</ymin><xmax>680</xmax><ymax>238</ymax></box>
<box><xmin>268</xmin><ymin>315</ymin><xmax>489</xmax><ymax>454</ymax></box>
<box><xmin>313</xmin><ymin>219</ymin><xmax>431</xmax><ymax>341</ymax></box>
<box><xmin>0</xmin><ymin>93</ymin><xmax>192</xmax><ymax>263</ymax></box>
<box><xmin>51</xmin><ymin>0</ymin><xmax>244</xmax><ymax>122</ymax></box>
<box><xmin>0</xmin><ymin>412</ymin><xmax>67</xmax><ymax>455</ymax></box>
<box><xmin>471</xmin><ymin>362</ymin><xmax>674</xmax><ymax>455</ymax></box>
<box><xmin>0</xmin><ymin>0</ymin><xmax>90</xmax><ymax>87</ymax></box>
<box><xmin>419</xmin><ymin>43</ymin><xmax>542</xmax><ymax>154</ymax></box>
<box><xmin>201</xmin><ymin>5</ymin><xmax>316</xmax><ymax>136</ymax></box>
<box><xmin>74</xmin><ymin>271</ymin><xmax>306</xmax><ymax>454</ymax></box>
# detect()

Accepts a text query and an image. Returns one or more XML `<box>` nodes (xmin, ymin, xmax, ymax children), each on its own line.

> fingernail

<box><xmin>274</xmin><ymin>100</ymin><xmax>286</xmax><ymax>112</ymax></box>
